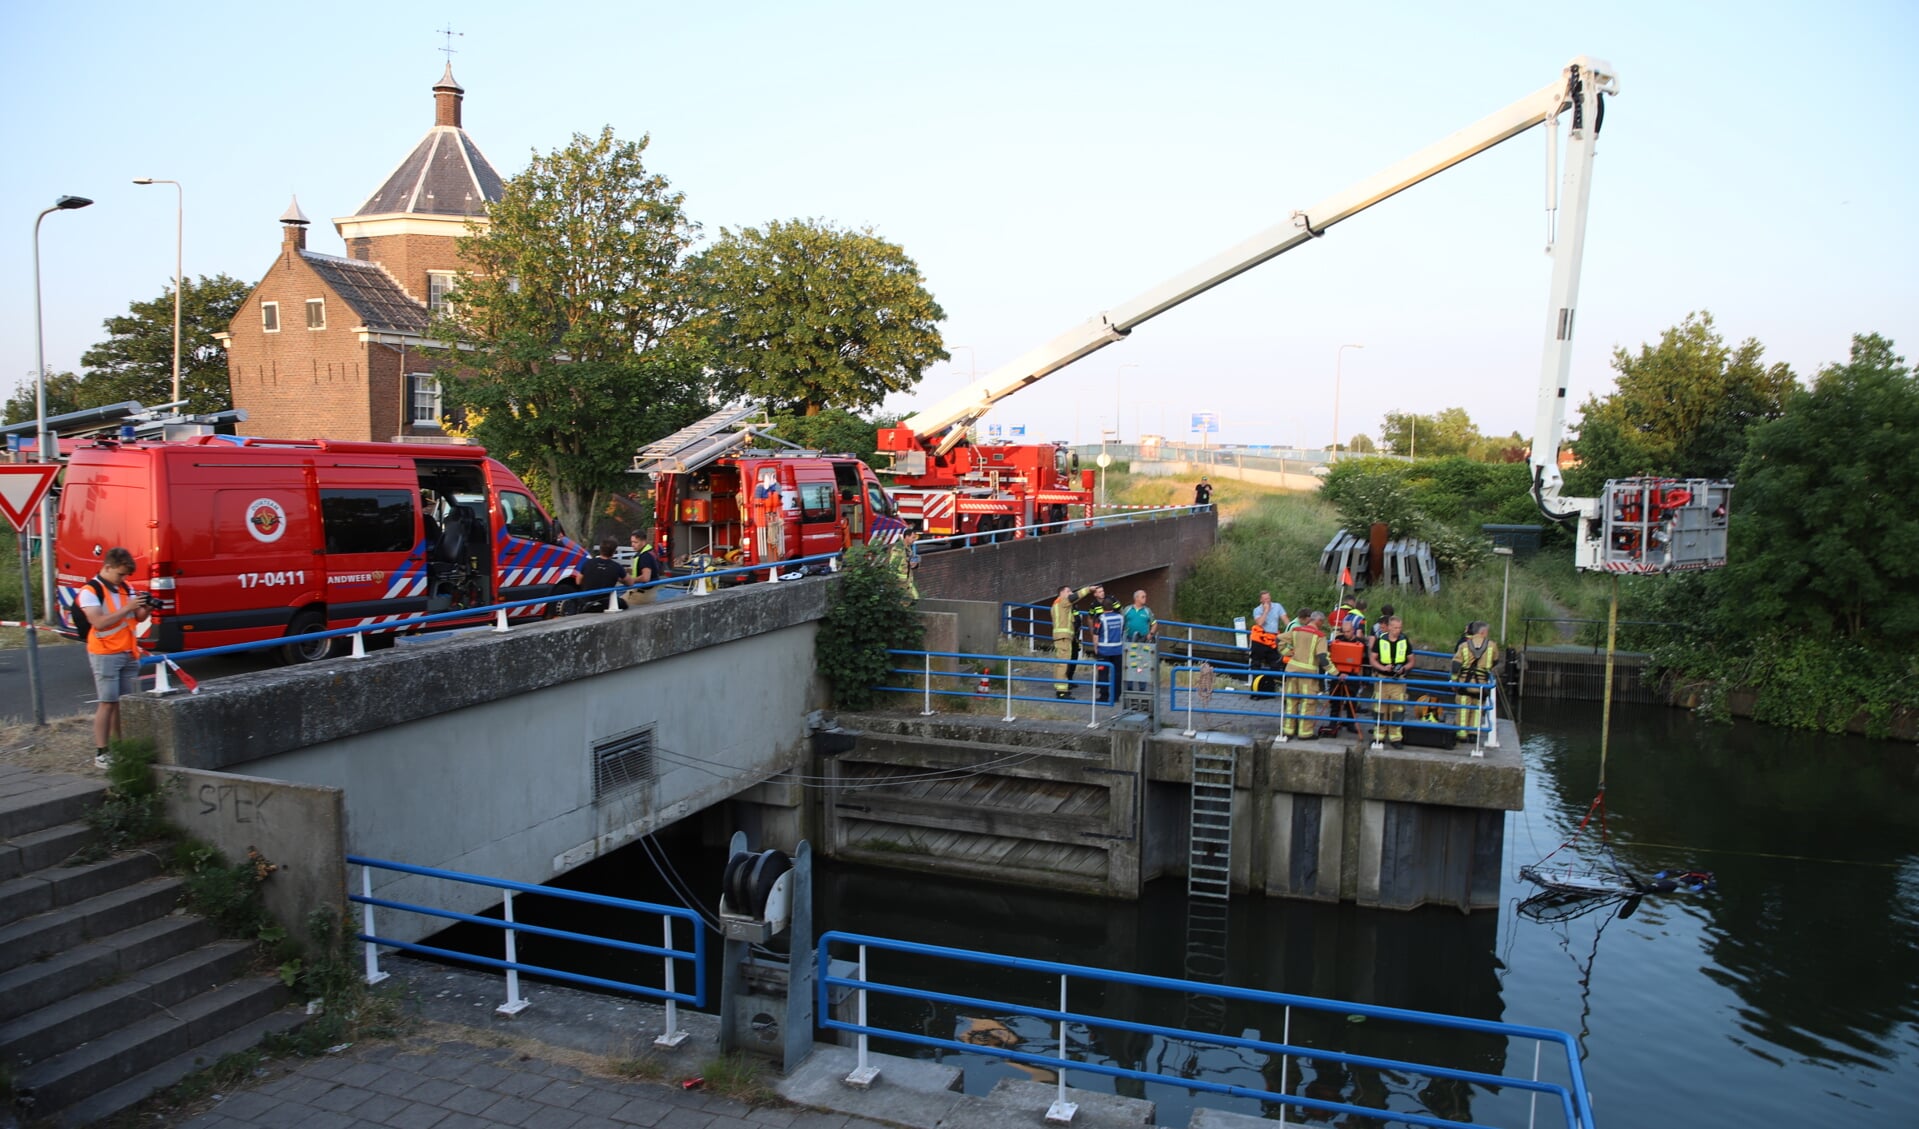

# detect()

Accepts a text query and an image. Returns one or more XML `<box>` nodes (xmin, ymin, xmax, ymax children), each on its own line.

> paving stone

<box><xmin>296</xmin><ymin>1109</ymin><xmax>359</xmax><ymax>1129</ymax></box>
<box><xmin>278</xmin><ymin>1075</ymin><xmax>345</xmax><ymax>1105</ymax></box>
<box><xmin>567</xmin><ymin>1117</ymin><xmax>629</xmax><ymax>1129</ymax></box>
<box><xmin>337</xmin><ymin>1061</ymin><xmax>397</xmax><ymax>1088</ymax></box>
<box><xmin>419</xmin><ymin>1055</ymin><xmax>474</xmax><ymax>1080</ymax></box>
<box><xmin>572</xmin><ymin>1089</ymin><xmax>634</xmax><ymax>1117</ymax></box>
<box><xmin>612</xmin><ymin>1094</ymin><xmax>673</xmax><ymax>1126</ymax></box>
<box><xmin>476</xmin><ymin>1094</ymin><xmax>547</xmax><ymax>1126</ymax></box>
<box><xmin>658</xmin><ymin>1107</ymin><xmax>716</xmax><ymax>1129</ymax></box>
<box><xmin>531</xmin><ymin>1079</ymin><xmax>592</xmax><ymax>1109</ymax></box>
<box><xmin>312</xmin><ymin>1084</ymin><xmax>380</xmax><ymax>1113</ymax></box>
<box><xmin>490</xmin><ymin>1070</ymin><xmax>552</xmax><ymax>1098</ymax></box>
<box><xmin>346</xmin><ymin>1091</ymin><xmax>414</xmax><ymax>1123</ymax></box>
<box><xmin>441</xmin><ymin>1085</ymin><xmax>505</xmax><ymax>1116</ymax></box>
<box><xmin>380</xmin><ymin>1099</ymin><xmax>454</xmax><ymax>1129</ymax></box>
<box><xmin>746</xmin><ymin>1107</ymin><xmax>800</xmax><ymax>1128</ymax></box>
<box><xmin>214</xmin><ymin>1090</ymin><xmax>285</xmax><ymax>1120</ymax></box>
<box><xmin>457</xmin><ymin>1061</ymin><xmax>513</xmax><ymax>1089</ymax></box>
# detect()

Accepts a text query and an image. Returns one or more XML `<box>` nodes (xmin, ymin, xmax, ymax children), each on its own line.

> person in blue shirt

<box><xmin>1122</xmin><ymin>590</ymin><xmax>1157</xmax><ymax>642</ymax></box>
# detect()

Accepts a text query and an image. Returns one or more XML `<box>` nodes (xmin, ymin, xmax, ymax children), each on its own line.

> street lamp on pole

<box><xmin>28</xmin><ymin>193</ymin><xmax>94</xmax><ymax>726</ymax></box>
<box><xmin>133</xmin><ymin>178</ymin><xmax>184</xmax><ymax>406</ymax></box>
<box><xmin>1332</xmin><ymin>343</ymin><xmax>1364</xmax><ymax>461</ymax></box>
<box><xmin>1115</xmin><ymin>363</ymin><xmax>1139</xmax><ymax>446</ymax></box>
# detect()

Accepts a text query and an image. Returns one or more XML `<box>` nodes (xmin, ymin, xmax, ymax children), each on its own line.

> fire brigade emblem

<box><xmin>245</xmin><ymin>498</ymin><xmax>287</xmax><ymax>543</ymax></box>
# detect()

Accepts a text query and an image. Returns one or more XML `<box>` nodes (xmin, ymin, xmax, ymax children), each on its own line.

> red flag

<box><xmin>1339</xmin><ymin>566</ymin><xmax>1353</xmax><ymax>587</ymax></box>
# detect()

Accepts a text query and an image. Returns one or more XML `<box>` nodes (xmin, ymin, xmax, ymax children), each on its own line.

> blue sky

<box><xmin>3</xmin><ymin>0</ymin><xmax>1913</xmax><ymax>450</ymax></box>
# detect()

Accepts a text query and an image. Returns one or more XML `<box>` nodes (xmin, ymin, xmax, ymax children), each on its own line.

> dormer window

<box><xmin>306</xmin><ymin>298</ymin><xmax>326</xmax><ymax>330</ymax></box>
<box><xmin>261</xmin><ymin>301</ymin><xmax>279</xmax><ymax>333</ymax></box>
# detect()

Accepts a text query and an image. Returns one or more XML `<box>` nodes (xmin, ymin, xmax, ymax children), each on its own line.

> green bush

<box><xmin>816</xmin><ymin>543</ymin><xmax>924</xmax><ymax>710</ymax></box>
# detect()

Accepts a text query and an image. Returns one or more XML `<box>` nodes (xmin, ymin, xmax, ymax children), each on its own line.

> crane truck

<box><xmin>881</xmin><ymin>56</ymin><xmax>1730</xmax><ymax>573</ymax></box>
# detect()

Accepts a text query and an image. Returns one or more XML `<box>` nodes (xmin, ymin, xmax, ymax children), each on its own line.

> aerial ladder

<box><xmin>890</xmin><ymin>57</ymin><xmax>1731</xmax><ymax>570</ymax></box>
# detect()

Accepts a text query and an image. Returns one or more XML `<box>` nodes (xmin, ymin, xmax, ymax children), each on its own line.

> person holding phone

<box><xmin>80</xmin><ymin>547</ymin><xmax>150</xmax><ymax>768</ymax></box>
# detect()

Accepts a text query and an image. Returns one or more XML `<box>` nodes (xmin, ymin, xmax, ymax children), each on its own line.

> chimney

<box><xmin>434</xmin><ymin>63</ymin><xmax>464</xmax><ymax>128</ymax></box>
<box><xmin>280</xmin><ymin>195</ymin><xmax>310</xmax><ymax>256</ymax></box>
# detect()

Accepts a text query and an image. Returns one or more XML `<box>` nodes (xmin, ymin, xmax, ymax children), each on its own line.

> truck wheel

<box><xmin>281</xmin><ymin>609</ymin><xmax>339</xmax><ymax>665</ymax></box>
<box><xmin>548</xmin><ymin>579</ymin><xmax>579</xmax><ymax>619</ymax></box>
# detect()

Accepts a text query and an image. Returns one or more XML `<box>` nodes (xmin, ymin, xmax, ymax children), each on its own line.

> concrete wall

<box><xmin>915</xmin><ymin>509</ymin><xmax>1217</xmax><ymax>607</ymax></box>
<box><xmin>1132</xmin><ymin>459</ymin><xmax>1325</xmax><ymax>493</ymax></box>
<box><xmin>127</xmin><ymin>580</ymin><xmax>834</xmax><ymax>943</ymax></box>
<box><xmin>159</xmin><ymin>766</ymin><xmax>346</xmax><ymax>939</ymax></box>
<box><xmin>917</xmin><ymin>599</ymin><xmax>1001</xmax><ymax>656</ymax></box>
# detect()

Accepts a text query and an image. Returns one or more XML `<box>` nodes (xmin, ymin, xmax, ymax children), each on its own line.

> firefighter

<box><xmin>1325</xmin><ymin>616</ymin><xmax>1369</xmax><ymax>736</ymax></box>
<box><xmin>1451</xmin><ymin>621</ymin><xmax>1500</xmax><ymax>740</ymax></box>
<box><xmin>1370</xmin><ymin>616</ymin><xmax>1412</xmax><ymax>748</ymax></box>
<box><xmin>891</xmin><ymin>531</ymin><xmax>921</xmax><ymax>599</ymax></box>
<box><xmin>1280</xmin><ymin>611</ymin><xmax>1330</xmax><ymax>739</ymax></box>
<box><xmin>1051</xmin><ymin>585</ymin><xmax>1079</xmax><ymax>698</ymax></box>
<box><xmin>1248</xmin><ymin>590</ymin><xmax>1289</xmax><ymax>698</ymax></box>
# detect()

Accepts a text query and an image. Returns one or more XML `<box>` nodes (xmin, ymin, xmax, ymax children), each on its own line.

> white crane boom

<box><xmin>902</xmin><ymin>56</ymin><xmax>1619</xmax><ymax>472</ymax></box>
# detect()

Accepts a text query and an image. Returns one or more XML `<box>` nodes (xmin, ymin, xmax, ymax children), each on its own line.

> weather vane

<box><xmin>437</xmin><ymin>23</ymin><xmax>462</xmax><ymax>62</ymax></box>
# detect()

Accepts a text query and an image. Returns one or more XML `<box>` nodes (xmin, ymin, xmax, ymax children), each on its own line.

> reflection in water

<box><xmin>420</xmin><ymin>699</ymin><xmax>1919</xmax><ymax>1127</ymax></box>
<box><xmin>816</xmin><ymin>700</ymin><xmax>1919</xmax><ymax>1127</ymax></box>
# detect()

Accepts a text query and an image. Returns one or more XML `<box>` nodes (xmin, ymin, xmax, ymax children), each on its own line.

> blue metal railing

<box><xmin>877</xmin><ymin>647</ymin><xmax>1116</xmax><ymax>726</ymax></box>
<box><xmin>348</xmin><ymin>854</ymin><xmax>706</xmax><ymax>1038</ymax></box>
<box><xmin>136</xmin><ymin>548</ymin><xmax>852</xmax><ymax>676</ymax></box>
<box><xmin>1167</xmin><ymin>663</ymin><xmax>1498</xmax><ymax>748</ymax></box>
<box><xmin>819</xmin><ymin>931</ymin><xmax>1593</xmax><ymax>1129</ymax></box>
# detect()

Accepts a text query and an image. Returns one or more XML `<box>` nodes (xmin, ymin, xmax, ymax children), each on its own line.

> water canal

<box><xmin>431</xmin><ymin>699</ymin><xmax>1919</xmax><ymax>1127</ymax></box>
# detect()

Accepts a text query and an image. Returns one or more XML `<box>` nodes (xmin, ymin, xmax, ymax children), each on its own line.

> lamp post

<box><xmin>1115</xmin><ymin>363</ymin><xmax>1139</xmax><ymax>446</ymax></box>
<box><xmin>1331</xmin><ymin>343</ymin><xmax>1363</xmax><ymax>461</ymax></box>
<box><xmin>133</xmin><ymin>178</ymin><xmax>184</xmax><ymax>406</ymax></box>
<box><xmin>28</xmin><ymin>194</ymin><xmax>94</xmax><ymax>727</ymax></box>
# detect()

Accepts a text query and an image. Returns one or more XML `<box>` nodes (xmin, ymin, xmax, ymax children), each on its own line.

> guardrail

<box><xmin>348</xmin><ymin>855</ymin><xmax>706</xmax><ymax>1046</ymax></box>
<box><xmin>919</xmin><ymin>503</ymin><xmax>1207</xmax><ymax>553</ymax></box>
<box><xmin>1168</xmin><ymin>662</ymin><xmax>1499</xmax><ymax>752</ymax></box>
<box><xmin>877</xmin><ymin>648</ymin><xmax>1115</xmax><ymax>727</ymax></box>
<box><xmin>134</xmin><ymin>548</ymin><xmax>853</xmax><ymax>689</ymax></box>
<box><xmin>819</xmin><ymin>930</ymin><xmax>1593</xmax><ymax>1129</ymax></box>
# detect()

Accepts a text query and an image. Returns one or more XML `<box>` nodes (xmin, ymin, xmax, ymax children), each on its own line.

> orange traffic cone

<box><xmin>977</xmin><ymin>665</ymin><xmax>992</xmax><ymax>695</ymax></box>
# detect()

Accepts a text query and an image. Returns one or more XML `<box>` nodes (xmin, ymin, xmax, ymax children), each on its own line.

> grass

<box><xmin>1106</xmin><ymin>468</ymin><xmax>1629</xmax><ymax>653</ymax></box>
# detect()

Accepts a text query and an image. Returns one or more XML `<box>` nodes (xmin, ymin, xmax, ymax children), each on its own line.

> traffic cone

<box><xmin>977</xmin><ymin>665</ymin><xmax>992</xmax><ymax>695</ymax></box>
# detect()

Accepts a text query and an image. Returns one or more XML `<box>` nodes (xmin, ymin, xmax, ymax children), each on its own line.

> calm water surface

<box><xmin>437</xmin><ymin>700</ymin><xmax>1919</xmax><ymax>1127</ymax></box>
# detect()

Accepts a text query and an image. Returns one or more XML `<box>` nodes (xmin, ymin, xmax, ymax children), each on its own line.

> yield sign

<box><xmin>0</xmin><ymin>464</ymin><xmax>60</xmax><ymax>532</ymax></box>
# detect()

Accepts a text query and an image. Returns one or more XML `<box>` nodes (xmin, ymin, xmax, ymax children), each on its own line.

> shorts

<box><xmin>88</xmin><ymin>650</ymin><xmax>141</xmax><ymax>703</ymax></box>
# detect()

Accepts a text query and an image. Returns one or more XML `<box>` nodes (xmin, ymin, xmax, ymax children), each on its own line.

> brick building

<box><xmin>219</xmin><ymin>65</ymin><xmax>503</xmax><ymax>441</ymax></box>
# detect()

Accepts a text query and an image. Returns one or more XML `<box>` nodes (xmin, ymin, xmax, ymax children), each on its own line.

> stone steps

<box><xmin>0</xmin><ymin>768</ymin><xmax>304</xmax><ymax>1125</ymax></box>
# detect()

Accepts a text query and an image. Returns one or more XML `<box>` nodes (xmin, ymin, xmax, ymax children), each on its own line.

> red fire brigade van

<box><xmin>651</xmin><ymin>453</ymin><xmax>907</xmax><ymax>577</ymax></box>
<box><xmin>53</xmin><ymin>436</ymin><xmax>586</xmax><ymax>662</ymax></box>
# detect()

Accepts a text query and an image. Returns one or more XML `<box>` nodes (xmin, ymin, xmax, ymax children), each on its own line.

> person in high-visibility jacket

<box><xmin>1369</xmin><ymin>616</ymin><xmax>1413</xmax><ymax>747</ymax></box>
<box><xmin>1451</xmin><ymin>621</ymin><xmax>1500</xmax><ymax>740</ymax></box>
<box><xmin>1280</xmin><ymin>611</ymin><xmax>1330</xmax><ymax>738</ymax></box>
<box><xmin>1051</xmin><ymin>586</ymin><xmax>1080</xmax><ymax>697</ymax></box>
<box><xmin>1092</xmin><ymin>604</ymin><xmax>1126</xmax><ymax>705</ymax></box>
<box><xmin>1248</xmin><ymin>590</ymin><xmax>1289</xmax><ymax>699</ymax></box>
<box><xmin>1326</xmin><ymin>617</ymin><xmax>1369</xmax><ymax>736</ymax></box>
<box><xmin>79</xmin><ymin>546</ymin><xmax>150</xmax><ymax>768</ymax></box>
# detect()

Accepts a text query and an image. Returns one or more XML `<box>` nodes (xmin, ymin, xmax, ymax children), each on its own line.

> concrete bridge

<box><xmin>121</xmin><ymin>514</ymin><xmax>1219</xmax><ymax>940</ymax></box>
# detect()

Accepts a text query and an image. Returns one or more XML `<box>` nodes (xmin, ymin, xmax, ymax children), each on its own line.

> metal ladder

<box><xmin>1187</xmin><ymin>747</ymin><xmax>1236</xmax><ymax>899</ymax></box>
<box><xmin>630</xmin><ymin>404</ymin><xmax>763</xmax><ymax>476</ymax></box>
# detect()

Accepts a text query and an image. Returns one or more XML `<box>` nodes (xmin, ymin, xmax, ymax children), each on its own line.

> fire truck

<box><xmin>876</xmin><ymin>426</ymin><xmax>1093</xmax><ymax>541</ymax></box>
<box><xmin>633</xmin><ymin>407</ymin><xmax>907</xmax><ymax>578</ymax></box>
<box><xmin>881</xmin><ymin>56</ymin><xmax>1725</xmax><ymax>570</ymax></box>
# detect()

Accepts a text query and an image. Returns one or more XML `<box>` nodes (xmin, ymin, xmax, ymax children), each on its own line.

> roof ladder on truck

<box><xmin>1187</xmin><ymin>747</ymin><xmax>1236</xmax><ymax>900</ymax></box>
<box><xmin>630</xmin><ymin>404</ymin><xmax>765</xmax><ymax>477</ymax></box>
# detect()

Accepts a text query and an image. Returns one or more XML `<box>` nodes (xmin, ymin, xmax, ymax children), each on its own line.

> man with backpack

<box><xmin>76</xmin><ymin>547</ymin><xmax>150</xmax><ymax>769</ymax></box>
<box><xmin>1451</xmin><ymin>621</ymin><xmax>1500</xmax><ymax>741</ymax></box>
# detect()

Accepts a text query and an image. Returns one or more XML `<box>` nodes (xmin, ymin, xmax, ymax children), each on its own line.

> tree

<box><xmin>1569</xmin><ymin>311</ymin><xmax>1795</xmax><ymax>492</ymax></box>
<box><xmin>1346</xmin><ymin>433</ymin><xmax>1376</xmax><ymax>454</ymax></box>
<box><xmin>1713</xmin><ymin>334</ymin><xmax>1919</xmax><ymax>642</ymax></box>
<box><xmin>80</xmin><ymin>274</ymin><xmax>250</xmax><ymax>414</ymax></box>
<box><xmin>428</xmin><ymin>127</ymin><xmax>713</xmax><ymax>538</ymax></box>
<box><xmin>1379</xmin><ymin>406</ymin><xmax>1483</xmax><ymax>459</ymax></box>
<box><xmin>692</xmin><ymin>218</ymin><xmax>947</xmax><ymax>416</ymax></box>
<box><xmin>815</xmin><ymin>542</ymin><xmax>924</xmax><ymax>710</ymax></box>
<box><xmin>3</xmin><ymin>371</ymin><xmax>85</xmax><ymax>426</ymax></box>
<box><xmin>765</xmin><ymin>409</ymin><xmax>899</xmax><ymax>467</ymax></box>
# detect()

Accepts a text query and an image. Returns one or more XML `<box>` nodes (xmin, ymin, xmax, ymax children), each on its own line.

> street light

<box><xmin>28</xmin><ymin>193</ymin><xmax>94</xmax><ymax>727</ymax></box>
<box><xmin>947</xmin><ymin>343</ymin><xmax>977</xmax><ymax>386</ymax></box>
<box><xmin>1115</xmin><ymin>363</ymin><xmax>1139</xmax><ymax>446</ymax></box>
<box><xmin>133</xmin><ymin>178</ymin><xmax>184</xmax><ymax>406</ymax></box>
<box><xmin>1331</xmin><ymin>343</ymin><xmax>1364</xmax><ymax>461</ymax></box>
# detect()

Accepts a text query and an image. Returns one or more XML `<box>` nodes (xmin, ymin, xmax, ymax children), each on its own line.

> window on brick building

<box><xmin>306</xmin><ymin>298</ymin><xmax>326</xmax><ymax>330</ymax></box>
<box><xmin>261</xmin><ymin>302</ymin><xmax>279</xmax><ymax>333</ymax></box>
<box><xmin>427</xmin><ymin>271</ymin><xmax>458</xmax><ymax>315</ymax></box>
<box><xmin>409</xmin><ymin>373</ymin><xmax>442</xmax><ymax>427</ymax></box>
